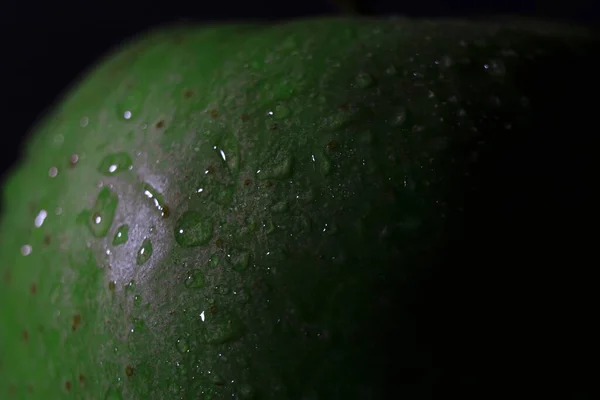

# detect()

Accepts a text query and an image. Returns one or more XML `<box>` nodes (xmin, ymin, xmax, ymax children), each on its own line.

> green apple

<box><xmin>0</xmin><ymin>16</ymin><xmax>596</xmax><ymax>399</ymax></box>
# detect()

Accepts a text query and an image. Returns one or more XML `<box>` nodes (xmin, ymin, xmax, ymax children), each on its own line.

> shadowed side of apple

<box><xmin>0</xmin><ymin>17</ymin><xmax>596</xmax><ymax>399</ymax></box>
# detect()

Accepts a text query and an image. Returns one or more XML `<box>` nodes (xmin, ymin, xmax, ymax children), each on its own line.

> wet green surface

<box><xmin>0</xmin><ymin>17</ymin><xmax>597</xmax><ymax>399</ymax></box>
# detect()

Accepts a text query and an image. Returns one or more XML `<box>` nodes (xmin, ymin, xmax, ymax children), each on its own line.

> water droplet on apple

<box><xmin>21</xmin><ymin>244</ymin><xmax>32</xmax><ymax>256</ymax></box>
<box><xmin>200</xmin><ymin>310</ymin><xmax>245</xmax><ymax>344</ymax></box>
<box><xmin>86</xmin><ymin>187</ymin><xmax>119</xmax><ymax>238</ymax></box>
<box><xmin>34</xmin><ymin>209</ymin><xmax>48</xmax><ymax>228</ymax></box>
<box><xmin>209</xmin><ymin>254</ymin><xmax>220</xmax><ymax>267</ymax></box>
<box><xmin>184</xmin><ymin>269</ymin><xmax>205</xmax><ymax>288</ymax></box>
<box><xmin>175</xmin><ymin>211</ymin><xmax>213</xmax><ymax>247</ymax></box>
<box><xmin>175</xmin><ymin>337</ymin><xmax>189</xmax><ymax>354</ymax></box>
<box><xmin>176</xmin><ymin>360</ymin><xmax>188</xmax><ymax>377</ymax></box>
<box><xmin>390</xmin><ymin>106</ymin><xmax>407</xmax><ymax>127</ymax></box>
<box><xmin>142</xmin><ymin>183</ymin><xmax>169</xmax><ymax>218</ymax></box>
<box><xmin>264</xmin><ymin>219</ymin><xmax>276</xmax><ymax>234</ymax></box>
<box><xmin>439</xmin><ymin>55</ymin><xmax>453</xmax><ymax>69</ymax></box>
<box><xmin>125</xmin><ymin>280</ymin><xmax>136</xmax><ymax>294</ymax></box>
<box><xmin>136</xmin><ymin>238</ymin><xmax>153</xmax><ymax>265</ymax></box>
<box><xmin>215</xmin><ymin>186</ymin><xmax>234</xmax><ymax>206</ymax></box>
<box><xmin>274</xmin><ymin>103</ymin><xmax>290</xmax><ymax>119</ymax></box>
<box><xmin>257</xmin><ymin>152</ymin><xmax>293</xmax><ymax>180</ymax></box>
<box><xmin>229</xmin><ymin>251</ymin><xmax>250</xmax><ymax>272</ymax></box>
<box><xmin>322</xmin><ymin>222</ymin><xmax>338</xmax><ymax>235</ymax></box>
<box><xmin>112</xmin><ymin>225</ymin><xmax>129</xmax><ymax>246</ymax></box>
<box><xmin>236</xmin><ymin>288</ymin><xmax>251</xmax><ymax>304</ymax></box>
<box><xmin>98</xmin><ymin>152</ymin><xmax>133</xmax><ymax>176</ymax></box>
<box><xmin>132</xmin><ymin>316</ymin><xmax>145</xmax><ymax>332</ymax></box>
<box><xmin>271</xmin><ymin>201</ymin><xmax>288</xmax><ymax>213</ymax></box>
<box><xmin>355</xmin><ymin>71</ymin><xmax>374</xmax><ymax>88</ymax></box>
<box><xmin>484</xmin><ymin>59</ymin><xmax>506</xmax><ymax>76</ymax></box>
<box><xmin>324</xmin><ymin>105</ymin><xmax>357</xmax><ymax>131</ymax></box>
<box><xmin>217</xmin><ymin>285</ymin><xmax>230</xmax><ymax>295</ymax></box>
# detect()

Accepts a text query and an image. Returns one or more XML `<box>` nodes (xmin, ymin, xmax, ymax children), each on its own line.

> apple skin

<box><xmin>0</xmin><ymin>17</ymin><xmax>597</xmax><ymax>399</ymax></box>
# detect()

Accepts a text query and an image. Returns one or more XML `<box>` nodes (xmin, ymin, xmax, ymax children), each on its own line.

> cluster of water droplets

<box><xmin>14</xmin><ymin>29</ymin><xmax>531</xmax><ymax>399</ymax></box>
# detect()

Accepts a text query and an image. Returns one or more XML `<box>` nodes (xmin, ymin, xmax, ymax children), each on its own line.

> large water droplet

<box><xmin>245</xmin><ymin>217</ymin><xmax>258</xmax><ymax>233</ymax></box>
<box><xmin>264</xmin><ymin>219</ymin><xmax>276</xmax><ymax>234</ymax></box>
<box><xmin>21</xmin><ymin>244</ymin><xmax>32</xmax><ymax>256</ymax></box>
<box><xmin>274</xmin><ymin>103</ymin><xmax>290</xmax><ymax>119</ymax></box>
<box><xmin>200</xmin><ymin>310</ymin><xmax>245</xmax><ymax>344</ymax></box>
<box><xmin>98</xmin><ymin>152</ymin><xmax>133</xmax><ymax>176</ymax></box>
<box><xmin>184</xmin><ymin>269</ymin><xmax>205</xmax><ymax>288</ymax></box>
<box><xmin>142</xmin><ymin>183</ymin><xmax>169</xmax><ymax>218</ymax></box>
<box><xmin>86</xmin><ymin>187</ymin><xmax>119</xmax><ymax>238</ymax></box>
<box><xmin>355</xmin><ymin>71</ymin><xmax>374</xmax><ymax>88</ymax></box>
<box><xmin>176</xmin><ymin>360</ymin><xmax>189</xmax><ymax>377</ymax></box>
<box><xmin>136</xmin><ymin>238</ymin><xmax>153</xmax><ymax>265</ymax></box>
<box><xmin>439</xmin><ymin>55</ymin><xmax>453</xmax><ymax>69</ymax></box>
<box><xmin>484</xmin><ymin>59</ymin><xmax>506</xmax><ymax>76</ymax></box>
<box><xmin>34</xmin><ymin>209</ymin><xmax>48</xmax><ymax>228</ymax></box>
<box><xmin>112</xmin><ymin>225</ymin><xmax>129</xmax><ymax>246</ymax></box>
<box><xmin>323</xmin><ymin>105</ymin><xmax>357</xmax><ymax>131</ymax></box>
<box><xmin>229</xmin><ymin>251</ymin><xmax>250</xmax><ymax>272</ymax></box>
<box><xmin>271</xmin><ymin>201</ymin><xmax>288</xmax><ymax>213</ymax></box>
<box><xmin>217</xmin><ymin>285</ymin><xmax>230</xmax><ymax>295</ymax></box>
<box><xmin>48</xmin><ymin>166</ymin><xmax>59</xmax><ymax>178</ymax></box>
<box><xmin>131</xmin><ymin>316</ymin><xmax>145</xmax><ymax>333</ymax></box>
<box><xmin>389</xmin><ymin>106</ymin><xmax>408</xmax><ymax>127</ymax></box>
<box><xmin>175</xmin><ymin>337</ymin><xmax>189</xmax><ymax>354</ymax></box>
<box><xmin>257</xmin><ymin>152</ymin><xmax>293</xmax><ymax>180</ymax></box>
<box><xmin>322</xmin><ymin>222</ymin><xmax>338</xmax><ymax>236</ymax></box>
<box><xmin>236</xmin><ymin>288</ymin><xmax>251</xmax><ymax>304</ymax></box>
<box><xmin>125</xmin><ymin>280</ymin><xmax>136</xmax><ymax>295</ymax></box>
<box><xmin>212</xmin><ymin>374</ymin><xmax>225</xmax><ymax>385</ymax></box>
<box><xmin>209</xmin><ymin>254</ymin><xmax>220</xmax><ymax>267</ymax></box>
<box><xmin>215</xmin><ymin>185</ymin><xmax>234</xmax><ymax>206</ymax></box>
<box><xmin>385</xmin><ymin>65</ymin><xmax>397</xmax><ymax>75</ymax></box>
<box><xmin>174</xmin><ymin>211</ymin><xmax>214</xmax><ymax>247</ymax></box>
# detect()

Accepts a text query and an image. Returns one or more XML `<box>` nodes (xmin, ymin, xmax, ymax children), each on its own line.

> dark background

<box><xmin>1</xmin><ymin>0</ymin><xmax>598</xmax><ymax>181</ymax></box>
